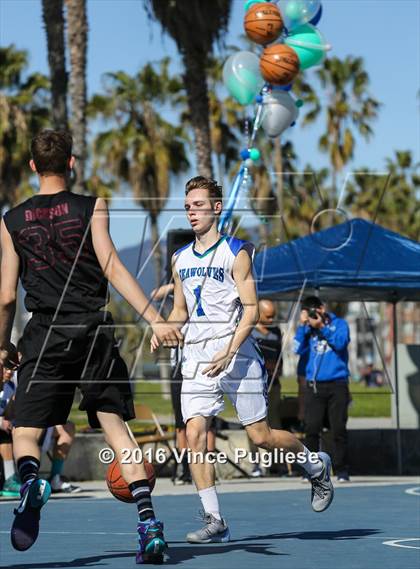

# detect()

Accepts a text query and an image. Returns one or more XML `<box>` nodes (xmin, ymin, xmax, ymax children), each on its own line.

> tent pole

<box><xmin>393</xmin><ymin>302</ymin><xmax>403</xmax><ymax>475</ymax></box>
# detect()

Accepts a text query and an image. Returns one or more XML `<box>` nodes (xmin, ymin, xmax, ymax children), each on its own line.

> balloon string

<box><xmin>250</xmin><ymin>102</ymin><xmax>263</xmax><ymax>145</ymax></box>
<box><xmin>218</xmin><ymin>166</ymin><xmax>246</xmax><ymax>232</ymax></box>
<box><xmin>218</xmin><ymin>90</ymin><xmax>266</xmax><ymax>232</ymax></box>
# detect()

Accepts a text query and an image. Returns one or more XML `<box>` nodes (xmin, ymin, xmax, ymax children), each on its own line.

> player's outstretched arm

<box><xmin>151</xmin><ymin>257</ymin><xmax>188</xmax><ymax>352</ymax></box>
<box><xmin>91</xmin><ymin>198</ymin><xmax>182</xmax><ymax>347</ymax></box>
<box><xmin>0</xmin><ymin>219</ymin><xmax>19</xmax><ymax>372</ymax></box>
<box><xmin>203</xmin><ymin>248</ymin><xmax>259</xmax><ymax>377</ymax></box>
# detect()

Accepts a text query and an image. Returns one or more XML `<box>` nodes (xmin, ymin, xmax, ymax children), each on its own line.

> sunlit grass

<box><xmin>69</xmin><ymin>376</ymin><xmax>391</xmax><ymax>430</ymax></box>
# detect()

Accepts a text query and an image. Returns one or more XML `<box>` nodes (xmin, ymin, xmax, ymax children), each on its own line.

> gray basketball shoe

<box><xmin>311</xmin><ymin>452</ymin><xmax>334</xmax><ymax>512</ymax></box>
<box><xmin>186</xmin><ymin>512</ymin><xmax>230</xmax><ymax>544</ymax></box>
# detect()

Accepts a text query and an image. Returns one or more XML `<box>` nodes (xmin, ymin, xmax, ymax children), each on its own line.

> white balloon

<box><xmin>261</xmin><ymin>91</ymin><xmax>299</xmax><ymax>137</ymax></box>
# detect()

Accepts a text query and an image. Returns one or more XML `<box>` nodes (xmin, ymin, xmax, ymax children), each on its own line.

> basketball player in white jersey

<box><xmin>151</xmin><ymin>176</ymin><xmax>334</xmax><ymax>543</ymax></box>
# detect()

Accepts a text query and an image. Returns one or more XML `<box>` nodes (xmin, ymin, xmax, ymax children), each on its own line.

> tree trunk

<box><xmin>216</xmin><ymin>153</ymin><xmax>224</xmax><ymax>189</ymax></box>
<box><xmin>273</xmin><ymin>137</ymin><xmax>284</xmax><ymax>243</ymax></box>
<box><xmin>150</xmin><ymin>213</ymin><xmax>163</xmax><ymax>290</ymax></box>
<box><xmin>183</xmin><ymin>50</ymin><xmax>213</xmax><ymax>178</ymax></box>
<box><xmin>42</xmin><ymin>0</ymin><xmax>68</xmax><ymax>129</ymax></box>
<box><xmin>65</xmin><ymin>0</ymin><xmax>88</xmax><ymax>194</ymax></box>
<box><xmin>258</xmin><ymin>221</ymin><xmax>269</xmax><ymax>245</ymax></box>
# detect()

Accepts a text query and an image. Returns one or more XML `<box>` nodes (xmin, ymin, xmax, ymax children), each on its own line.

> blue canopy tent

<box><xmin>254</xmin><ymin>218</ymin><xmax>420</xmax><ymax>474</ymax></box>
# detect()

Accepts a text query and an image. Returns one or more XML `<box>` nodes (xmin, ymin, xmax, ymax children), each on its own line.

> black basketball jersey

<box><xmin>3</xmin><ymin>191</ymin><xmax>109</xmax><ymax>313</ymax></box>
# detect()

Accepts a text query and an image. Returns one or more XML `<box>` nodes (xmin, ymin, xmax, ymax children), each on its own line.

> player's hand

<box><xmin>0</xmin><ymin>343</ymin><xmax>19</xmax><ymax>377</ymax></box>
<box><xmin>150</xmin><ymin>333</ymin><xmax>160</xmax><ymax>353</ymax></box>
<box><xmin>300</xmin><ymin>310</ymin><xmax>309</xmax><ymax>325</ymax></box>
<box><xmin>150</xmin><ymin>321</ymin><xmax>183</xmax><ymax>351</ymax></box>
<box><xmin>202</xmin><ymin>348</ymin><xmax>235</xmax><ymax>378</ymax></box>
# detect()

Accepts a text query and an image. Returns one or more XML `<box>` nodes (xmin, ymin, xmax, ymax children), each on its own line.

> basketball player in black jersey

<box><xmin>0</xmin><ymin>130</ymin><xmax>182</xmax><ymax>563</ymax></box>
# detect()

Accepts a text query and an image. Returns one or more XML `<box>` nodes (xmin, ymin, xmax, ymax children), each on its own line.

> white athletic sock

<box><xmin>300</xmin><ymin>446</ymin><xmax>323</xmax><ymax>478</ymax></box>
<box><xmin>4</xmin><ymin>459</ymin><xmax>16</xmax><ymax>480</ymax></box>
<box><xmin>198</xmin><ymin>486</ymin><xmax>221</xmax><ymax>520</ymax></box>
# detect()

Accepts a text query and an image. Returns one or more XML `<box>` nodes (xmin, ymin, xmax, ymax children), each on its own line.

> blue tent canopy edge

<box><xmin>254</xmin><ymin>218</ymin><xmax>420</xmax><ymax>302</ymax></box>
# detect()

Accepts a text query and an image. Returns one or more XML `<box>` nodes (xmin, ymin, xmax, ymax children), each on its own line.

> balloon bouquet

<box><xmin>219</xmin><ymin>0</ymin><xmax>330</xmax><ymax>231</ymax></box>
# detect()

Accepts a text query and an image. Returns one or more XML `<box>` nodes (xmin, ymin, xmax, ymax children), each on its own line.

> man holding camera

<box><xmin>294</xmin><ymin>296</ymin><xmax>351</xmax><ymax>482</ymax></box>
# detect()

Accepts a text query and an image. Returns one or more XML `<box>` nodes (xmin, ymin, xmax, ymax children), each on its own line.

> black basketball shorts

<box><xmin>170</xmin><ymin>363</ymin><xmax>185</xmax><ymax>430</ymax></box>
<box><xmin>14</xmin><ymin>311</ymin><xmax>135</xmax><ymax>429</ymax></box>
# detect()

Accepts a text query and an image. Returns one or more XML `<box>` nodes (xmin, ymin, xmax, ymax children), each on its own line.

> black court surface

<box><xmin>0</xmin><ymin>479</ymin><xmax>419</xmax><ymax>569</ymax></box>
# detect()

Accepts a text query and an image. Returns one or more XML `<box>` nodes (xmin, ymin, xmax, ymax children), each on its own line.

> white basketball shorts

<box><xmin>181</xmin><ymin>335</ymin><xmax>268</xmax><ymax>426</ymax></box>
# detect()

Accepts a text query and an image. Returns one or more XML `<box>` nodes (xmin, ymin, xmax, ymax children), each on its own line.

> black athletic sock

<box><xmin>17</xmin><ymin>456</ymin><xmax>40</xmax><ymax>485</ymax></box>
<box><xmin>129</xmin><ymin>479</ymin><xmax>155</xmax><ymax>522</ymax></box>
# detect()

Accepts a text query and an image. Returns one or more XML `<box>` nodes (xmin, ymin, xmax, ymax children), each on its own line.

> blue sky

<box><xmin>1</xmin><ymin>0</ymin><xmax>419</xmax><ymax>249</ymax></box>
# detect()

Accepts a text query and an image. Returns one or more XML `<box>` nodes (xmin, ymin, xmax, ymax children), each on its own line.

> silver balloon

<box><xmin>261</xmin><ymin>91</ymin><xmax>299</xmax><ymax>138</ymax></box>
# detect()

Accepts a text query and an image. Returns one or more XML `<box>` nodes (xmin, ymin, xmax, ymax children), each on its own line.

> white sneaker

<box><xmin>250</xmin><ymin>466</ymin><xmax>264</xmax><ymax>478</ymax></box>
<box><xmin>50</xmin><ymin>475</ymin><xmax>82</xmax><ymax>494</ymax></box>
<box><xmin>336</xmin><ymin>472</ymin><xmax>350</xmax><ymax>483</ymax></box>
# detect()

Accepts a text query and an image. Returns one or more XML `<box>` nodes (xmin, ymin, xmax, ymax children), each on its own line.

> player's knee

<box><xmin>248</xmin><ymin>429</ymin><xmax>271</xmax><ymax>449</ymax></box>
<box><xmin>186</xmin><ymin>424</ymin><xmax>207</xmax><ymax>451</ymax></box>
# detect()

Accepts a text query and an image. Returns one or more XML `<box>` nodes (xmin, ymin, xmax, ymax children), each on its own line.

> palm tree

<box><xmin>344</xmin><ymin>151</ymin><xmax>420</xmax><ymax>240</ymax></box>
<box><xmin>0</xmin><ymin>46</ymin><xmax>50</xmax><ymax>213</ymax></box>
<box><xmin>206</xmin><ymin>55</ymin><xmax>242</xmax><ymax>186</ymax></box>
<box><xmin>90</xmin><ymin>61</ymin><xmax>189</xmax><ymax>399</ymax></box>
<box><xmin>249</xmin><ymin>160</ymin><xmax>276</xmax><ymax>243</ymax></box>
<box><xmin>42</xmin><ymin>0</ymin><xmax>68</xmax><ymax>129</ymax></box>
<box><xmin>249</xmin><ymin>74</ymin><xmax>321</xmax><ymax>243</ymax></box>
<box><xmin>284</xmin><ymin>165</ymin><xmax>330</xmax><ymax>238</ymax></box>
<box><xmin>65</xmin><ymin>0</ymin><xmax>88</xmax><ymax>194</ymax></box>
<box><xmin>89</xmin><ymin>60</ymin><xmax>189</xmax><ymax>286</ymax></box>
<box><xmin>146</xmin><ymin>0</ymin><xmax>232</xmax><ymax>177</ymax></box>
<box><xmin>304</xmin><ymin>56</ymin><xmax>380</xmax><ymax>204</ymax></box>
<box><xmin>251</xmin><ymin>128</ymin><xmax>330</xmax><ymax>241</ymax></box>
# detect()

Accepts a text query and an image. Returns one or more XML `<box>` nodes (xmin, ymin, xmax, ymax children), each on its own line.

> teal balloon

<box><xmin>249</xmin><ymin>148</ymin><xmax>261</xmax><ymax>161</ymax></box>
<box><xmin>278</xmin><ymin>0</ymin><xmax>321</xmax><ymax>31</ymax></box>
<box><xmin>226</xmin><ymin>73</ymin><xmax>255</xmax><ymax>105</ymax></box>
<box><xmin>284</xmin><ymin>23</ymin><xmax>328</xmax><ymax>69</ymax></box>
<box><xmin>223</xmin><ymin>51</ymin><xmax>264</xmax><ymax>105</ymax></box>
<box><xmin>244</xmin><ymin>0</ymin><xmax>264</xmax><ymax>10</ymax></box>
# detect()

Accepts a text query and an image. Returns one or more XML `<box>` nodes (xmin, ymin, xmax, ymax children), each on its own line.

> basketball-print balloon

<box><xmin>244</xmin><ymin>2</ymin><xmax>284</xmax><ymax>45</ymax></box>
<box><xmin>260</xmin><ymin>44</ymin><xmax>300</xmax><ymax>85</ymax></box>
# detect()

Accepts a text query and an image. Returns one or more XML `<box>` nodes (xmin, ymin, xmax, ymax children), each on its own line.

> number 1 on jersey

<box><xmin>193</xmin><ymin>285</ymin><xmax>205</xmax><ymax>316</ymax></box>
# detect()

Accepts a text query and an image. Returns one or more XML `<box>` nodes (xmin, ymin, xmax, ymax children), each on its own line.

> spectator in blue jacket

<box><xmin>294</xmin><ymin>296</ymin><xmax>351</xmax><ymax>482</ymax></box>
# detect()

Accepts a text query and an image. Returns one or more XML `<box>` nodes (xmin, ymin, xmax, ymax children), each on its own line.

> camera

<box><xmin>308</xmin><ymin>309</ymin><xmax>320</xmax><ymax>319</ymax></box>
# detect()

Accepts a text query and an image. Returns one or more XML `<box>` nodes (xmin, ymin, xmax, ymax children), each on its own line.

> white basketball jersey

<box><xmin>173</xmin><ymin>235</ymin><xmax>255</xmax><ymax>344</ymax></box>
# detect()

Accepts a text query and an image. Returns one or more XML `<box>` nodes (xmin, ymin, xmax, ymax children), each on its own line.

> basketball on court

<box><xmin>106</xmin><ymin>458</ymin><xmax>156</xmax><ymax>503</ymax></box>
